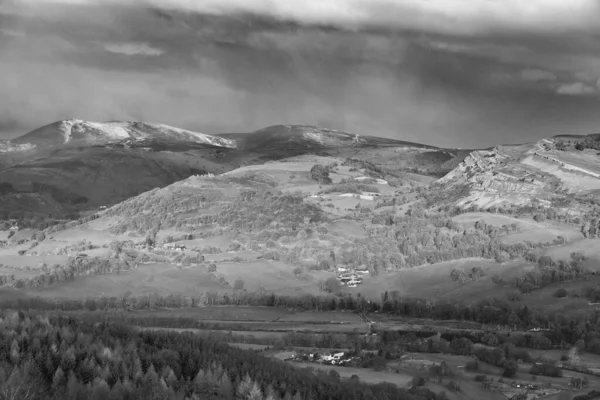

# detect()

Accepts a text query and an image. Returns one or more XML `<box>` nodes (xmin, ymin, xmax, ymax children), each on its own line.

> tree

<box><xmin>319</xmin><ymin>277</ymin><xmax>342</xmax><ymax>294</ymax></box>
<box><xmin>51</xmin><ymin>367</ymin><xmax>65</xmax><ymax>392</ymax></box>
<box><xmin>553</xmin><ymin>288</ymin><xmax>568</xmax><ymax>298</ymax></box>
<box><xmin>236</xmin><ymin>374</ymin><xmax>253</xmax><ymax>399</ymax></box>
<box><xmin>234</xmin><ymin>278</ymin><xmax>245</xmax><ymax>291</ymax></box>
<box><xmin>502</xmin><ymin>360</ymin><xmax>518</xmax><ymax>378</ymax></box>
<box><xmin>328</xmin><ymin>370</ymin><xmax>340</xmax><ymax>381</ymax></box>
<box><xmin>208</xmin><ymin>263</ymin><xmax>217</xmax><ymax>273</ymax></box>
<box><xmin>310</xmin><ymin>165</ymin><xmax>332</xmax><ymax>185</ymax></box>
<box><xmin>248</xmin><ymin>382</ymin><xmax>264</xmax><ymax>400</ymax></box>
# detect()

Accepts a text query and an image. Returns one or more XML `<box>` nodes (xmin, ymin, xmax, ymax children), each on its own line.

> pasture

<box><xmin>203</xmin><ymin>250</ymin><xmax>260</xmax><ymax>262</ymax></box>
<box><xmin>214</xmin><ymin>260</ymin><xmax>318</xmax><ymax>292</ymax></box>
<box><xmin>27</xmin><ymin>262</ymin><xmax>221</xmax><ymax>298</ymax></box>
<box><xmin>49</xmin><ymin>227</ymin><xmax>117</xmax><ymax>245</ymax></box>
<box><xmin>277</xmin><ymin>311</ymin><xmax>363</xmax><ymax>323</ymax></box>
<box><xmin>515</xmin><ymin>276</ymin><xmax>600</xmax><ymax>316</ymax></box>
<box><xmin>291</xmin><ymin>361</ymin><xmax>414</xmax><ymax>387</ymax></box>
<box><xmin>167</xmin><ymin>235</ymin><xmax>233</xmax><ymax>250</ymax></box>
<box><xmin>132</xmin><ymin>306</ymin><xmax>291</xmax><ymax>321</ymax></box>
<box><xmin>353</xmin><ymin>258</ymin><xmax>532</xmax><ymax>302</ymax></box>
<box><xmin>452</xmin><ymin>212</ymin><xmax>583</xmax><ymax>244</ymax></box>
<box><xmin>14</xmin><ymin>258</ymin><xmax>325</xmax><ymax>301</ymax></box>
<box><xmin>0</xmin><ymin>252</ymin><xmax>69</xmax><ymax>268</ymax></box>
<box><xmin>542</xmin><ymin>238</ymin><xmax>600</xmax><ymax>266</ymax></box>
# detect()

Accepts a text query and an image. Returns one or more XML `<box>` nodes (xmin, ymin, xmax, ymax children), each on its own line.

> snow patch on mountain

<box><xmin>23</xmin><ymin>119</ymin><xmax>238</xmax><ymax>148</ymax></box>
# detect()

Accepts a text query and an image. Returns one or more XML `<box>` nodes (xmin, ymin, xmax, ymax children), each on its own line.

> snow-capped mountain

<box><xmin>217</xmin><ymin>125</ymin><xmax>433</xmax><ymax>151</ymax></box>
<box><xmin>10</xmin><ymin>119</ymin><xmax>237</xmax><ymax>149</ymax></box>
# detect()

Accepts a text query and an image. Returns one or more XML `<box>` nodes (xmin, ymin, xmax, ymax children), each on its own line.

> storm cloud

<box><xmin>1</xmin><ymin>0</ymin><xmax>599</xmax><ymax>147</ymax></box>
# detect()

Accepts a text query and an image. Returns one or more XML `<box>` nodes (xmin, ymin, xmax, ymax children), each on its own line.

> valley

<box><xmin>2</xmin><ymin>121</ymin><xmax>600</xmax><ymax>400</ymax></box>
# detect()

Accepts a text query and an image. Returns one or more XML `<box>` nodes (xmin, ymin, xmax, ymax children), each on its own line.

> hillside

<box><xmin>0</xmin><ymin>120</ymin><xmax>249</xmax><ymax>215</ymax></box>
<box><xmin>9</xmin><ymin>119</ymin><xmax>237</xmax><ymax>150</ymax></box>
<box><xmin>218</xmin><ymin>124</ymin><xmax>437</xmax><ymax>152</ymax></box>
<box><xmin>0</xmin><ymin>121</ymin><xmax>460</xmax><ymax>218</ymax></box>
<box><xmin>434</xmin><ymin>136</ymin><xmax>600</xmax><ymax>212</ymax></box>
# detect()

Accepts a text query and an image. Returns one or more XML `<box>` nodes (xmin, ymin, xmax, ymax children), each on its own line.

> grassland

<box><xmin>131</xmin><ymin>306</ymin><xmax>292</xmax><ymax>321</ymax></box>
<box><xmin>353</xmin><ymin>258</ymin><xmax>531</xmax><ymax>302</ymax></box>
<box><xmin>452</xmin><ymin>212</ymin><xmax>584</xmax><ymax>244</ymax></box>
<box><xmin>293</xmin><ymin>361</ymin><xmax>415</xmax><ymax>387</ymax></box>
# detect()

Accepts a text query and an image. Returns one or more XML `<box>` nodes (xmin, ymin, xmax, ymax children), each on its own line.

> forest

<box><xmin>0</xmin><ymin>310</ymin><xmax>450</xmax><ymax>400</ymax></box>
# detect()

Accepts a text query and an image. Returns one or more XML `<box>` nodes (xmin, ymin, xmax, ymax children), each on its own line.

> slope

<box><xmin>433</xmin><ymin>136</ymin><xmax>600</xmax><ymax>212</ymax></box>
<box><xmin>0</xmin><ymin>121</ymin><xmax>462</xmax><ymax>218</ymax></box>
<box><xmin>0</xmin><ymin>120</ymin><xmax>248</xmax><ymax>217</ymax></box>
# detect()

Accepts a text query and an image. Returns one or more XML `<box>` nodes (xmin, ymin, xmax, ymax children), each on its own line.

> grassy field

<box><xmin>131</xmin><ymin>306</ymin><xmax>292</xmax><ymax>321</ymax></box>
<box><xmin>49</xmin><ymin>227</ymin><xmax>117</xmax><ymax>244</ymax></box>
<box><xmin>214</xmin><ymin>260</ymin><xmax>319</xmax><ymax>292</ymax></box>
<box><xmin>291</xmin><ymin>361</ymin><xmax>414</xmax><ymax>387</ymax></box>
<box><xmin>355</xmin><ymin>257</ymin><xmax>600</xmax><ymax>314</ymax></box>
<box><xmin>277</xmin><ymin>311</ymin><xmax>363</xmax><ymax>323</ymax></box>
<box><xmin>0</xmin><ymin>252</ymin><xmax>70</xmax><ymax>268</ymax></box>
<box><xmin>227</xmin><ymin>342</ymin><xmax>271</xmax><ymax>351</ymax></box>
<box><xmin>13</xmin><ymin>257</ymin><xmax>325</xmax><ymax>300</ymax></box>
<box><xmin>542</xmin><ymin>238</ymin><xmax>600</xmax><ymax>265</ymax></box>
<box><xmin>140</xmin><ymin>326</ymin><xmax>290</xmax><ymax>340</ymax></box>
<box><xmin>169</xmin><ymin>235</ymin><xmax>233</xmax><ymax>250</ymax></box>
<box><xmin>452</xmin><ymin>212</ymin><xmax>583</xmax><ymax>244</ymax></box>
<box><xmin>353</xmin><ymin>258</ymin><xmax>532</xmax><ymax>302</ymax></box>
<box><xmin>514</xmin><ymin>276</ymin><xmax>600</xmax><ymax>317</ymax></box>
<box><xmin>203</xmin><ymin>250</ymin><xmax>260</xmax><ymax>262</ymax></box>
<box><xmin>28</xmin><ymin>262</ymin><xmax>220</xmax><ymax>298</ymax></box>
<box><xmin>132</xmin><ymin>307</ymin><xmax>369</xmax><ymax>333</ymax></box>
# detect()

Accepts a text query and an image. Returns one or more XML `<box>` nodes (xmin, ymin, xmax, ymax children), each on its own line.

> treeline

<box><xmin>4</xmin><ymin>286</ymin><xmax>600</xmax><ymax>355</ymax></box>
<box><xmin>379</xmin><ymin>297</ymin><xmax>600</xmax><ymax>355</ymax></box>
<box><xmin>0</xmin><ymin>256</ymin><xmax>133</xmax><ymax>289</ymax></box>
<box><xmin>0</xmin><ymin>291</ymin><xmax>370</xmax><ymax>314</ymax></box>
<box><xmin>0</xmin><ymin>310</ymin><xmax>448</xmax><ymax>400</ymax></box>
<box><xmin>496</xmin><ymin>252</ymin><xmax>590</xmax><ymax>294</ymax></box>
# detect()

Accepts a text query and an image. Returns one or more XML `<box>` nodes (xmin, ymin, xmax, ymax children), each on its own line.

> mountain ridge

<box><xmin>6</xmin><ymin>119</ymin><xmax>237</xmax><ymax>150</ymax></box>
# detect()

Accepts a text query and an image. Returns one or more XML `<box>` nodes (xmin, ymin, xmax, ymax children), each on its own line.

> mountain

<box><xmin>0</xmin><ymin>120</ymin><xmax>464</xmax><ymax>219</ymax></box>
<box><xmin>7</xmin><ymin>119</ymin><xmax>236</xmax><ymax>150</ymax></box>
<box><xmin>434</xmin><ymin>136</ymin><xmax>600</xmax><ymax>211</ymax></box>
<box><xmin>0</xmin><ymin>120</ymin><xmax>245</xmax><ymax>218</ymax></box>
<box><xmin>217</xmin><ymin>124</ymin><xmax>436</xmax><ymax>152</ymax></box>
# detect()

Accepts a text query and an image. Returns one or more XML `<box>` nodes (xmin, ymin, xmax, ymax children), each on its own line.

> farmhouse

<box><xmin>163</xmin><ymin>243</ymin><xmax>187</xmax><ymax>251</ymax></box>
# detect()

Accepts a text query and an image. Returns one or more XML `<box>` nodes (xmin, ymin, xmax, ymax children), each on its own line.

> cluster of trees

<box><xmin>571</xmin><ymin>136</ymin><xmax>600</xmax><ymax>151</ymax></box>
<box><xmin>310</xmin><ymin>165</ymin><xmax>332</xmax><ymax>185</ymax></box>
<box><xmin>449</xmin><ymin>266</ymin><xmax>485</xmax><ymax>283</ymax></box>
<box><xmin>0</xmin><ymin>310</ymin><xmax>448</xmax><ymax>400</ymax></box>
<box><xmin>52</xmin><ymin>239</ymin><xmax>98</xmax><ymax>256</ymax></box>
<box><xmin>529</xmin><ymin>363</ymin><xmax>563</xmax><ymax>377</ymax></box>
<box><xmin>320</xmin><ymin>181</ymin><xmax>380</xmax><ymax>195</ymax></box>
<box><xmin>110</xmin><ymin>189</ymin><xmax>324</xmax><ymax>237</ymax></box>
<box><xmin>345</xmin><ymin>214</ymin><xmax>553</xmax><ymax>274</ymax></box>
<box><xmin>499</xmin><ymin>253</ymin><xmax>589</xmax><ymax>294</ymax></box>
<box><xmin>341</xmin><ymin>158</ymin><xmax>386</xmax><ymax>179</ymax></box>
<box><xmin>581</xmin><ymin>218</ymin><xmax>600</xmax><ymax>238</ymax></box>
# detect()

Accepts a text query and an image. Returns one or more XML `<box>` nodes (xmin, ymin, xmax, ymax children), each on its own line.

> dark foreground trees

<box><xmin>0</xmin><ymin>310</ymin><xmax>447</xmax><ymax>400</ymax></box>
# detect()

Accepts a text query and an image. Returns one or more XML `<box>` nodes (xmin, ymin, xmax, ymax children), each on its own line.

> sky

<box><xmin>1</xmin><ymin>0</ymin><xmax>600</xmax><ymax>148</ymax></box>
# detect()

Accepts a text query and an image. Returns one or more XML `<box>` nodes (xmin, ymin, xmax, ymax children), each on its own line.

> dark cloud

<box><xmin>0</xmin><ymin>0</ymin><xmax>599</xmax><ymax>148</ymax></box>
